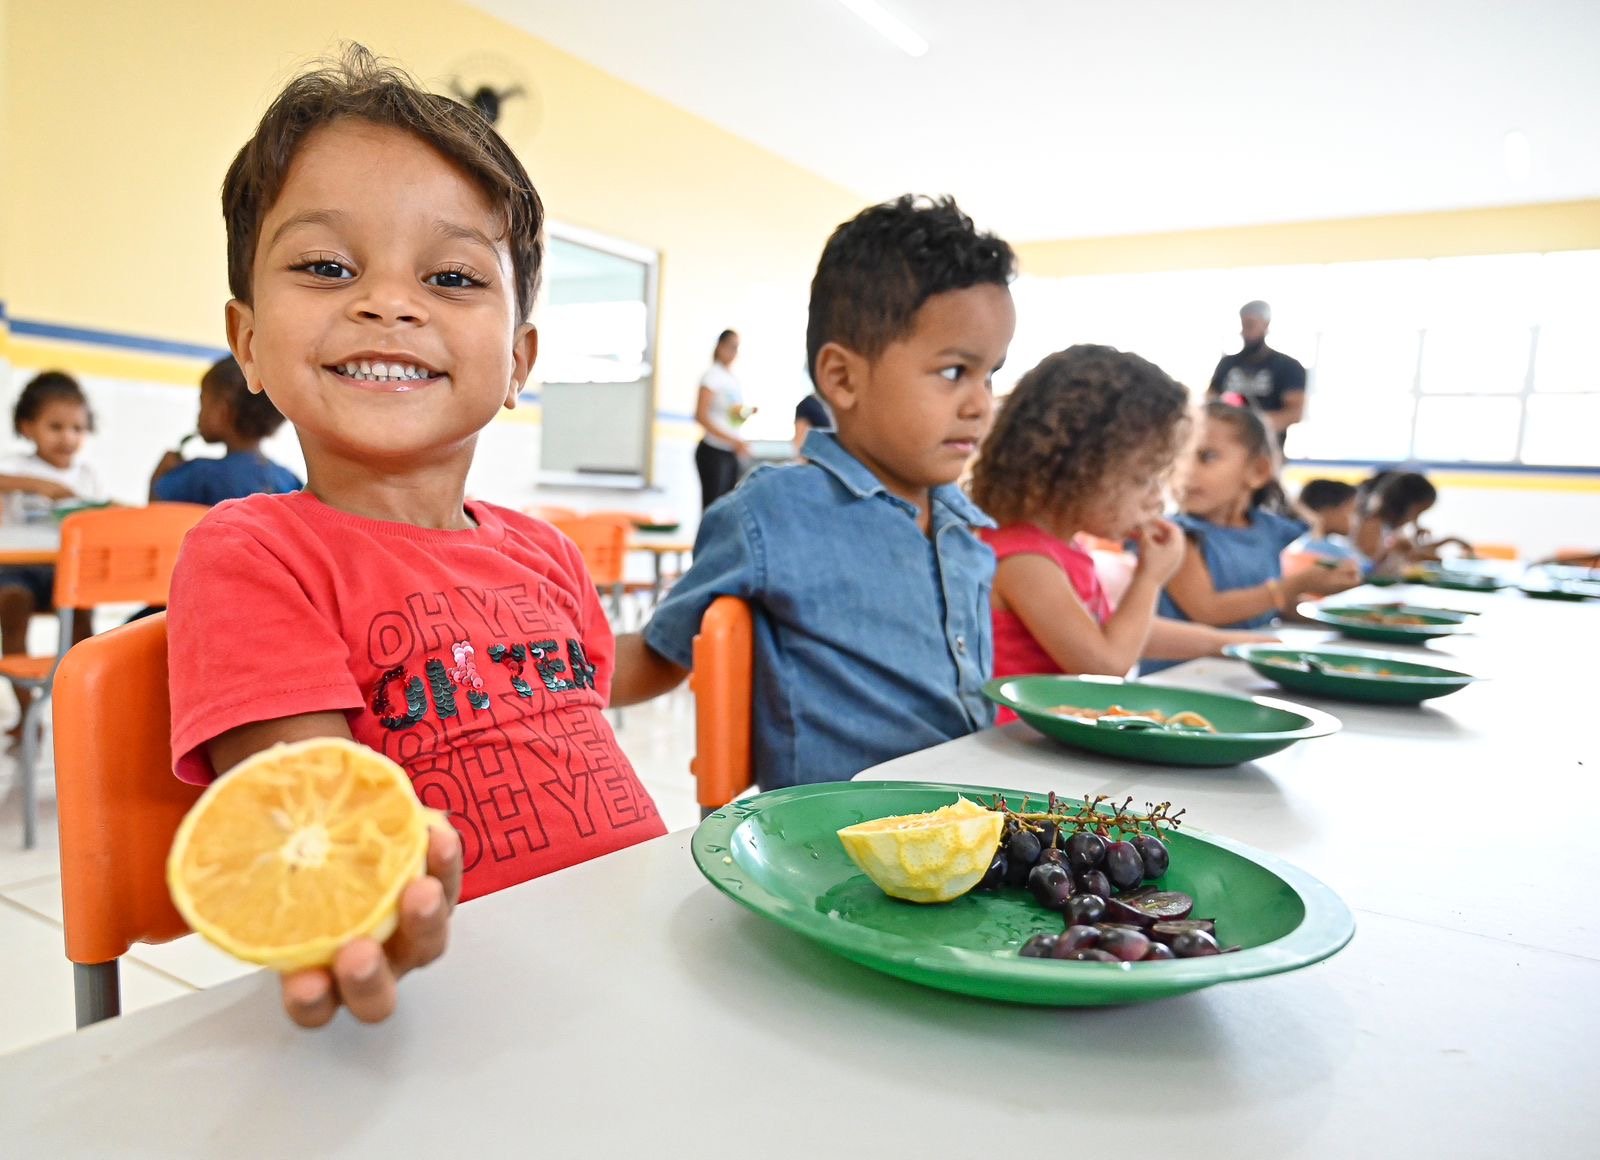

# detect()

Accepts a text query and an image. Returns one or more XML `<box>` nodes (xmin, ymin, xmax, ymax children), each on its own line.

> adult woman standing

<box><xmin>694</xmin><ymin>329</ymin><xmax>752</xmax><ymax>511</ymax></box>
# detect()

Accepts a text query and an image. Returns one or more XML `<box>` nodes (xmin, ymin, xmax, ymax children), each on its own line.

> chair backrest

<box><xmin>551</xmin><ymin>515</ymin><xmax>630</xmax><ymax>587</ymax></box>
<box><xmin>52</xmin><ymin>503</ymin><xmax>209</xmax><ymax>610</ymax></box>
<box><xmin>1469</xmin><ymin>542</ymin><xmax>1518</xmax><ymax>561</ymax></box>
<box><xmin>525</xmin><ymin>504</ymin><xmax>579</xmax><ymax>522</ymax></box>
<box><xmin>689</xmin><ymin>596</ymin><xmax>753</xmax><ymax>812</ymax></box>
<box><xmin>54</xmin><ymin>612</ymin><xmax>198</xmax><ymax>966</ymax></box>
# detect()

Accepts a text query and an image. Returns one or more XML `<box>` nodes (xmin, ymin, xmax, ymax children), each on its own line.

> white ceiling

<box><xmin>469</xmin><ymin>0</ymin><xmax>1600</xmax><ymax>242</ymax></box>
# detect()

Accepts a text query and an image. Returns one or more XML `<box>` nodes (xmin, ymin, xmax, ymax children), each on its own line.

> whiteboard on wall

<box><xmin>537</xmin><ymin>379</ymin><xmax>652</xmax><ymax>487</ymax></box>
<box><xmin>536</xmin><ymin>222</ymin><xmax>659</xmax><ymax>489</ymax></box>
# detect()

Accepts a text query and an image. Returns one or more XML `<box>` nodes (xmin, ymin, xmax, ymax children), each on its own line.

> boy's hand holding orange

<box><xmin>167</xmin><ymin>738</ymin><xmax>462</xmax><ymax>1028</ymax></box>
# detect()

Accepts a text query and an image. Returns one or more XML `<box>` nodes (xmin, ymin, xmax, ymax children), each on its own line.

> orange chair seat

<box><xmin>0</xmin><ymin>655</ymin><xmax>57</xmax><ymax>682</ymax></box>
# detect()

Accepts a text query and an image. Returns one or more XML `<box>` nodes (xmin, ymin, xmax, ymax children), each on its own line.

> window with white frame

<box><xmin>1005</xmin><ymin>249</ymin><xmax>1600</xmax><ymax>469</ymax></box>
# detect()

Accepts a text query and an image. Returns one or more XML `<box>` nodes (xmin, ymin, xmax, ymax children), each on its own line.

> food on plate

<box><xmin>1045</xmin><ymin>704</ymin><xmax>1218</xmax><ymax>732</ymax></box>
<box><xmin>1262</xmin><ymin>656</ymin><xmax>1395</xmax><ymax>676</ymax></box>
<box><xmin>835</xmin><ymin>797</ymin><xmax>1005</xmax><ymax>903</ymax></box>
<box><xmin>167</xmin><ymin>737</ymin><xmax>438</xmax><ymax>971</ymax></box>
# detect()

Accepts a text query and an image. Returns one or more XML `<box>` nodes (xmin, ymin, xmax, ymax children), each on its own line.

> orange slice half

<box><xmin>837</xmin><ymin>797</ymin><xmax>1004</xmax><ymax>903</ymax></box>
<box><xmin>167</xmin><ymin>737</ymin><xmax>435</xmax><ymax>971</ymax></box>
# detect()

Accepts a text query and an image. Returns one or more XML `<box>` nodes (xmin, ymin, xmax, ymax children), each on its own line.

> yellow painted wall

<box><xmin>1015</xmin><ymin>200</ymin><xmax>1600</xmax><ymax>277</ymax></box>
<box><xmin>2</xmin><ymin>0</ymin><xmax>864</xmax><ymax>412</ymax></box>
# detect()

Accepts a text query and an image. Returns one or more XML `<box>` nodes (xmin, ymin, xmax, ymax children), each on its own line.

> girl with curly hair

<box><xmin>969</xmin><ymin>346</ymin><xmax>1272</xmax><ymax>702</ymax></box>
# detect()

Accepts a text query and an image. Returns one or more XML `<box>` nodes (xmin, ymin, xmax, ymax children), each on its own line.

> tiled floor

<box><xmin>0</xmin><ymin>675</ymin><xmax>703</xmax><ymax>1057</ymax></box>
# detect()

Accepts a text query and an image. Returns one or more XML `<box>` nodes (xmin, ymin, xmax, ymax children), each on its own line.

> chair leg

<box><xmin>74</xmin><ymin>960</ymin><xmax>121</xmax><ymax>1027</ymax></box>
<box><xmin>19</xmin><ymin>690</ymin><xmax>43</xmax><ymax>850</ymax></box>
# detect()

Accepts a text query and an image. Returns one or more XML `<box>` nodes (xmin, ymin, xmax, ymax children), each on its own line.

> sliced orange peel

<box><xmin>836</xmin><ymin>797</ymin><xmax>1004</xmax><ymax>904</ymax></box>
<box><xmin>166</xmin><ymin>737</ymin><xmax>442</xmax><ymax>971</ymax></box>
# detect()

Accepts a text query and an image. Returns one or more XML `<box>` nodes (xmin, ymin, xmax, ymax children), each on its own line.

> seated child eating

<box><xmin>611</xmin><ymin>195</ymin><xmax>1017</xmax><ymax>787</ymax></box>
<box><xmin>0</xmin><ymin>371</ymin><xmax>100</xmax><ymax>725</ymax></box>
<box><xmin>149</xmin><ymin>356</ymin><xmax>302</xmax><ymax>504</ymax></box>
<box><xmin>167</xmin><ymin>46</ymin><xmax>664</xmax><ymax>1027</ymax></box>
<box><xmin>1158</xmin><ymin>402</ymin><xmax>1359</xmax><ymax>639</ymax></box>
<box><xmin>967</xmin><ymin>345</ymin><xmax>1273</xmax><ymax>715</ymax></box>
<box><xmin>1287</xmin><ymin>478</ymin><xmax>1368</xmax><ymax>572</ymax></box>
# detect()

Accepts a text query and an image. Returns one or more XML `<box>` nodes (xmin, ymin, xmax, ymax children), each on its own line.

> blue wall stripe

<box><xmin>9</xmin><ymin>317</ymin><xmax>229</xmax><ymax>362</ymax></box>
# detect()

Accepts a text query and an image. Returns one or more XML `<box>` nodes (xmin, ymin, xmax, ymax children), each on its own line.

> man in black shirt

<box><xmin>1207</xmin><ymin>300</ymin><xmax>1306</xmax><ymax>449</ymax></box>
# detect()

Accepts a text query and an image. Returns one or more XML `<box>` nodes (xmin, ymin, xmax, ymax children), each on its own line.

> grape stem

<box><xmin>988</xmin><ymin>793</ymin><xmax>1185</xmax><ymax>843</ymax></box>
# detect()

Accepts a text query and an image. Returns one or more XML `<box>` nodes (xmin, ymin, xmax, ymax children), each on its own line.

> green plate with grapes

<box><xmin>691</xmin><ymin>781</ymin><xmax>1354</xmax><ymax>1005</ymax></box>
<box><xmin>984</xmin><ymin>675</ymin><xmax>1340</xmax><ymax>766</ymax></box>
<box><xmin>1223</xmin><ymin>643</ymin><xmax>1480</xmax><ymax>704</ymax></box>
<box><xmin>1297</xmin><ymin>601</ymin><xmax>1475</xmax><ymax>643</ymax></box>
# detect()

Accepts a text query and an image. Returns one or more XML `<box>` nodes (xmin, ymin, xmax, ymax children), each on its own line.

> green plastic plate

<box><xmin>691</xmin><ymin>781</ymin><xmax>1355</xmax><ymax>1005</ymax></box>
<box><xmin>1298</xmin><ymin>601</ymin><xmax>1475</xmax><ymax>643</ymax></box>
<box><xmin>634</xmin><ymin>522</ymin><xmax>682</xmax><ymax>534</ymax></box>
<box><xmin>984</xmin><ymin>674</ymin><xmax>1338</xmax><ymax>766</ymax></box>
<box><xmin>1412</xmin><ymin>565</ymin><xmax>1509</xmax><ymax>592</ymax></box>
<box><xmin>1519</xmin><ymin>580</ymin><xmax>1599</xmax><ymax>602</ymax></box>
<box><xmin>1224</xmin><ymin>643</ymin><xmax>1479</xmax><ymax>704</ymax></box>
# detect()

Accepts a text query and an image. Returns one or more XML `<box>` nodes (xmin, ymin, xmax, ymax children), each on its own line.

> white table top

<box><xmin>0</xmin><ymin>524</ymin><xmax>62</xmax><ymax>550</ymax></box>
<box><xmin>1</xmin><ymin>585</ymin><xmax>1596</xmax><ymax>1157</ymax></box>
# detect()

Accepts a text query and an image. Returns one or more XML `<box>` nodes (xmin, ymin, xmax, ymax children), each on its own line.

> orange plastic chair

<box><xmin>0</xmin><ymin>502</ymin><xmax>206</xmax><ymax>848</ymax></box>
<box><xmin>550</xmin><ymin>514</ymin><xmax>631</xmax><ymax>619</ymax></box>
<box><xmin>688</xmin><ymin>596</ymin><xmax>753</xmax><ymax>816</ymax></box>
<box><xmin>53</xmin><ymin>611</ymin><xmax>201</xmax><ymax>1026</ymax></box>
<box><xmin>1469</xmin><ymin>542</ymin><xmax>1518</xmax><ymax>561</ymax></box>
<box><xmin>524</xmin><ymin>504</ymin><xmax>579</xmax><ymax>522</ymax></box>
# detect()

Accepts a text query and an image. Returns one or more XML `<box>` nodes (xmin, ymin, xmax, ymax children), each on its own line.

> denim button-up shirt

<box><xmin>644</xmin><ymin>431</ymin><xmax>996</xmax><ymax>789</ymax></box>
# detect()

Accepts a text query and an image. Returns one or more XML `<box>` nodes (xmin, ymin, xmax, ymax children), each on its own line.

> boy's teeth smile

<box><xmin>332</xmin><ymin>360</ymin><xmax>442</xmax><ymax>385</ymax></box>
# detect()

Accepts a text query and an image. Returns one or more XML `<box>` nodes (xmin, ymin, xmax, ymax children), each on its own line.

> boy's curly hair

<box><xmin>969</xmin><ymin>345</ymin><xmax>1190</xmax><ymax>526</ymax></box>
<box><xmin>806</xmin><ymin>195</ymin><xmax>1014</xmax><ymax>383</ymax></box>
<box><xmin>14</xmin><ymin>370</ymin><xmax>93</xmax><ymax>435</ymax></box>
<box><xmin>223</xmin><ymin>43</ymin><xmax>544</xmax><ymax>321</ymax></box>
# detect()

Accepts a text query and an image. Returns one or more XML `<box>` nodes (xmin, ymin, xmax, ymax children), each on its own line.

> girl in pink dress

<box><xmin>968</xmin><ymin>346</ymin><xmax>1272</xmax><ymax>720</ymax></box>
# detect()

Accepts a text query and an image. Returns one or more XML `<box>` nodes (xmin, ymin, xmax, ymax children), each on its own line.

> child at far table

<box><xmin>968</xmin><ymin>345</ymin><xmax>1274</xmax><ymax>718</ymax></box>
<box><xmin>611</xmin><ymin>195</ymin><xmax>1017</xmax><ymax>788</ymax></box>
<box><xmin>165</xmin><ymin>45</ymin><xmax>665</xmax><ymax>1029</ymax></box>
<box><xmin>1286</xmin><ymin>478</ymin><xmax>1369</xmax><ymax>573</ymax></box>
<box><xmin>149</xmin><ymin>356</ymin><xmax>302</xmax><ymax>504</ymax></box>
<box><xmin>0</xmin><ymin>371</ymin><xmax>100</xmax><ymax>724</ymax></box>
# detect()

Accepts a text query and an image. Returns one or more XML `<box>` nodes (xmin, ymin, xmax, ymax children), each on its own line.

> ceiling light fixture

<box><xmin>834</xmin><ymin>0</ymin><xmax>929</xmax><ymax>58</ymax></box>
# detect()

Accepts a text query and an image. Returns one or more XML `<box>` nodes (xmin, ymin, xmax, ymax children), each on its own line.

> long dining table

<box><xmin>0</xmin><ymin>585</ymin><xmax>1594</xmax><ymax>1157</ymax></box>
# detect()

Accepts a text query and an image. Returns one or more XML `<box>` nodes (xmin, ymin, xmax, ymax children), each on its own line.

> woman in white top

<box><xmin>694</xmin><ymin>330</ymin><xmax>753</xmax><ymax>512</ymax></box>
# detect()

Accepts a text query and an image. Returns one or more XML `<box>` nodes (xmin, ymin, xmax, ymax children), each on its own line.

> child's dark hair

<box><xmin>14</xmin><ymin>370</ymin><xmax>93</xmax><ymax>436</ymax></box>
<box><xmin>1203</xmin><ymin>400</ymin><xmax>1290</xmax><ymax>515</ymax></box>
<box><xmin>806</xmin><ymin>195</ymin><xmax>1015</xmax><ymax>384</ymax></box>
<box><xmin>1366</xmin><ymin>470</ymin><xmax>1437</xmax><ymax>527</ymax></box>
<box><xmin>970</xmin><ymin>345</ymin><xmax>1189</xmax><ymax>526</ymax></box>
<box><xmin>1299</xmin><ymin>478</ymin><xmax>1357</xmax><ymax>513</ymax></box>
<box><xmin>222</xmin><ymin>43</ymin><xmax>544</xmax><ymax>321</ymax></box>
<box><xmin>202</xmin><ymin>356</ymin><xmax>287</xmax><ymax>442</ymax></box>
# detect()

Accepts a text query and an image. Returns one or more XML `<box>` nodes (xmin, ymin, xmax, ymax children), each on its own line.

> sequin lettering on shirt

<box><xmin>529</xmin><ymin>639</ymin><xmax>574</xmax><ymax>692</ymax></box>
<box><xmin>372</xmin><ymin>664</ymin><xmax>427</xmax><ymax>731</ymax></box>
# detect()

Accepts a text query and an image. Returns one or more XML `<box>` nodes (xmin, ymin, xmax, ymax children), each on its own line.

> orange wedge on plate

<box><xmin>167</xmin><ymin>737</ymin><xmax>436</xmax><ymax>971</ymax></box>
<box><xmin>837</xmin><ymin>797</ymin><xmax>1003</xmax><ymax>903</ymax></box>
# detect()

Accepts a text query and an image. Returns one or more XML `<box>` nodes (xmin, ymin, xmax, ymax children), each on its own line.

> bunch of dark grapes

<box><xmin>973</xmin><ymin>793</ymin><xmax>1228</xmax><ymax>963</ymax></box>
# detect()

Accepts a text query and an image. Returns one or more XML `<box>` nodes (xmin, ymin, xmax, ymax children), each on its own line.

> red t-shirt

<box><xmin>980</xmin><ymin>524</ymin><xmax>1113</xmax><ymax>724</ymax></box>
<box><xmin>167</xmin><ymin>491</ymin><xmax>665</xmax><ymax>902</ymax></box>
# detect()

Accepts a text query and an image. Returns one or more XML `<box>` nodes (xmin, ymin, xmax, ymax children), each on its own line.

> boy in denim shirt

<box><xmin>612</xmin><ymin>196</ymin><xmax>1016</xmax><ymax>787</ymax></box>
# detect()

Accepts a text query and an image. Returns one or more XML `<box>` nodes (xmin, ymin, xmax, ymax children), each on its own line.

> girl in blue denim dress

<box><xmin>1158</xmin><ymin>403</ymin><xmax>1359</xmax><ymax>640</ymax></box>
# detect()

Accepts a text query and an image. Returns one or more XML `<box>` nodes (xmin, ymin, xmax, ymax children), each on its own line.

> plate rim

<box><xmin>1296</xmin><ymin>601</ymin><xmax>1476</xmax><ymax>635</ymax></box>
<box><xmin>691</xmin><ymin>780</ymin><xmax>1357</xmax><ymax>1000</ymax></box>
<box><xmin>983</xmin><ymin>673</ymin><xmax>1342</xmax><ymax>744</ymax></box>
<box><xmin>1221</xmin><ymin>643</ymin><xmax>1481</xmax><ymax>685</ymax></box>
